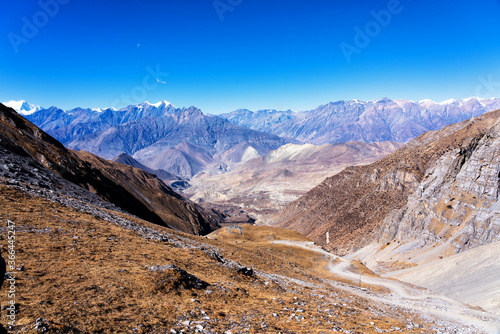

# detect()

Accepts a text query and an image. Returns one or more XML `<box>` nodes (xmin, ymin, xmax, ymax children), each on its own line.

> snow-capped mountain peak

<box><xmin>123</xmin><ymin>100</ymin><xmax>175</xmax><ymax>110</ymax></box>
<box><xmin>440</xmin><ymin>98</ymin><xmax>457</xmax><ymax>105</ymax></box>
<box><xmin>394</xmin><ymin>99</ymin><xmax>415</xmax><ymax>107</ymax></box>
<box><xmin>418</xmin><ymin>99</ymin><xmax>437</xmax><ymax>107</ymax></box>
<box><xmin>151</xmin><ymin>100</ymin><xmax>173</xmax><ymax>108</ymax></box>
<box><xmin>3</xmin><ymin>100</ymin><xmax>42</xmax><ymax>115</ymax></box>
<box><xmin>139</xmin><ymin>100</ymin><xmax>174</xmax><ymax>108</ymax></box>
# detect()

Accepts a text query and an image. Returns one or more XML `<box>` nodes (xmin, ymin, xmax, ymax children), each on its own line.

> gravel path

<box><xmin>270</xmin><ymin>239</ymin><xmax>500</xmax><ymax>334</ymax></box>
<box><xmin>328</xmin><ymin>258</ymin><xmax>500</xmax><ymax>334</ymax></box>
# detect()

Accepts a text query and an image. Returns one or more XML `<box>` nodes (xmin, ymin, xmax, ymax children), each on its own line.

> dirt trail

<box><xmin>271</xmin><ymin>239</ymin><xmax>339</xmax><ymax>258</ymax></box>
<box><xmin>328</xmin><ymin>258</ymin><xmax>500</xmax><ymax>334</ymax></box>
<box><xmin>270</xmin><ymin>240</ymin><xmax>500</xmax><ymax>334</ymax></box>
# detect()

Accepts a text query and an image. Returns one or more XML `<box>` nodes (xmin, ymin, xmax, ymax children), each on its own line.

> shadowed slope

<box><xmin>0</xmin><ymin>103</ymin><xmax>220</xmax><ymax>235</ymax></box>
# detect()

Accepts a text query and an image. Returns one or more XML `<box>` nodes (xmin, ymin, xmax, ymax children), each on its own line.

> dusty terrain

<box><xmin>1</xmin><ymin>184</ymin><xmax>495</xmax><ymax>333</ymax></box>
<box><xmin>188</xmin><ymin>142</ymin><xmax>402</xmax><ymax>223</ymax></box>
<box><xmin>384</xmin><ymin>240</ymin><xmax>500</xmax><ymax>316</ymax></box>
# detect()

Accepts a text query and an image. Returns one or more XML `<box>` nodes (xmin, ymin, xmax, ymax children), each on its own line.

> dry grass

<box><xmin>0</xmin><ymin>185</ymin><xmax>434</xmax><ymax>333</ymax></box>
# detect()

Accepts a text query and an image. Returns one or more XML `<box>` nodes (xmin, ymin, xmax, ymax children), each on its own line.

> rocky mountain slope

<box><xmin>1</xmin><ymin>184</ymin><xmax>498</xmax><ymax>333</ymax></box>
<box><xmin>22</xmin><ymin>102</ymin><xmax>290</xmax><ymax>178</ymax></box>
<box><xmin>270</xmin><ymin>109</ymin><xmax>500</xmax><ymax>257</ymax></box>
<box><xmin>112</xmin><ymin>152</ymin><xmax>180</xmax><ymax>183</ymax></box>
<box><xmin>221</xmin><ymin>97</ymin><xmax>500</xmax><ymax>144</ymax></box>
<box><xmin>219</xmin><ymin>108</ymin><xmax>298</xmax><ymax>135</ymax></box>
<box><xmin>269</xmin><ymin>109</ymin><xmax>500</xmax><ymax>315</ymax></box>
<box><xmin>0</xmin><ymin>103</ymin><xmax>220</xmax><ymax>235</ymax></box>
<box><xmin>188</xmin><ymin>141</ymin><xmax>403</xmax><ymax>222</ymax></box>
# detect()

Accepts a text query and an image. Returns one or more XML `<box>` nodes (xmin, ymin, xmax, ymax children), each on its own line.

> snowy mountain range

<box><xmin>220</xmin><ymin>97</ymin><xmax>500</xmax><ymax>144</ymax></box>
<box><xmin>3</xmin><ymin>97</ymin><xmax>499</xmax><ymax>179</ymax></box>
<box><xmin>6</xmin><ymin>101</ymin><xmax>289</xmax><ymax>179</ymax></box>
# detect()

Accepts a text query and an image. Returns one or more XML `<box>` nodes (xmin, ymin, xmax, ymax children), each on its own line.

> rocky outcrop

<box><xmin>378</xmin><ymin>122</ymin><xmax>500</xmax><ymax>254</ymax></box>
<box><xmin>270</xmin><ymin>110</ymin><xmax>500</xmax><ymax>256</ymax></box>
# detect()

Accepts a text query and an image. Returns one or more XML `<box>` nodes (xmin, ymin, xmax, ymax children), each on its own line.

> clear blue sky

<box><xmin>1</xmin><ymin>0</ymin><xmax>500</xmax><ymax>113</ymax></box>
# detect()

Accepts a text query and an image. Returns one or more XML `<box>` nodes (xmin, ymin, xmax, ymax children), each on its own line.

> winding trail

<box><xmin>328</xmin><ymin>258</ymin><xmax>500</xmax><ymax>334</ymax></box>
<box><xmin>270</xmin><ymin>239</ymin><xmax>500</xmax><ymax>333</ymax></box>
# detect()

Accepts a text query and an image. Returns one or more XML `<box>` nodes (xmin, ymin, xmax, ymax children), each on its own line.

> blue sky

<box><xmin>1</xmin><ymin>0</ymin><xmax>500</xmax><ymax>114</ymax></box>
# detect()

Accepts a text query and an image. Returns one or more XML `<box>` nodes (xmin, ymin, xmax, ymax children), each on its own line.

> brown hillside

<box><xmin>270</xmin><ymin>110</ymin><xmax>500</xmax><ymax>255</ymax></box>
<box><xmin>0</xmin><ymin>184</ymin><xmax>436</xmax><ymax>333</ymax></box>
<box><xmin>0</xmin><ymin>103</ymin><xmax>220</xmax><ymax>235</ymax></box>
<box><xmin>75</xmin><ymin>150</ymin><xmax>219</xmax><ymax>234</ymax></box>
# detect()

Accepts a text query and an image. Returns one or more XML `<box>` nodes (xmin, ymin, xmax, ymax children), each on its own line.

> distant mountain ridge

<box><xmin>220</xmin><ymin>97</ymin><xmax>500</xmax><ymax>144</ymax></box>
<box><xmin>219</xmin><ymin>108</ymin><xmax>298</xmax><ymax>135</ymax></box>
<box><xmin>0</xmin><ymin>102</ymin><xmax>221</xmax><ymax>234</ymax></box>
<box><xmin>16</xmin><ymin>101</ymin><xmax>290</xmax><ymax>178</ymax></box>
<box><xmin>6</xmin><ymin>97</ymin><xmax>500</xmax><ymax>179</ymax></box>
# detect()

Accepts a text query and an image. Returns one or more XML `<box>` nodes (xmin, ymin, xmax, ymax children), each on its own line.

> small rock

<box><xmin>237</xmin><ymin>267</ymin><xmax>254</xmax><ymax>276</ymax></box>
<box><xmin>148</xmin><ymin>264</ymin><xmax>177</xmax><ymax>272</ymax></box>
<box><xmin>208</xmin><ymin>250</ymin><xmax>224</xmax><ymax>263</ymax></box>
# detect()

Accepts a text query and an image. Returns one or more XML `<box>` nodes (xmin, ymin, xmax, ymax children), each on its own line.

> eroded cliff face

<box><xmin>270</xmin><ymin>110</ymin><xmax>500</xmax><ymax>257</ymax></box>
<box><xmin>378</xmin><ymin>123</ymin><xmax>500</xmax><ymax>256</ymax></box>
<box><xmin>269</xmin><ymin>159</ymin><xmax>424</xmax><ymax>256</ymax></box>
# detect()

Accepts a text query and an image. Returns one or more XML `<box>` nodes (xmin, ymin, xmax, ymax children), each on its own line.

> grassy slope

<box><xmin>0</xmin><ymin>184</ymin><xmax>432</xmax><ymax>333</ymax></box>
